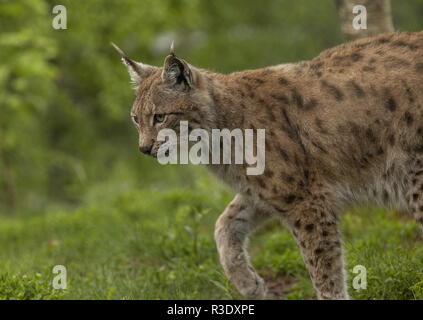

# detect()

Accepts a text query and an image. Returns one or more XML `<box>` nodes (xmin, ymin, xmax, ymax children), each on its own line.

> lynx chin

<box><xmin>113</xmin><ymin>31</ymin><xmax>423</xmax><ymax>300</ymax></box>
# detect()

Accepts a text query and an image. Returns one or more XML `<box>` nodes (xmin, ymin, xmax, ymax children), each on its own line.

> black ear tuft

<box><xmin>111</xmin><ymin>42</ymin><xmax>156</xmax><ymax>85</ymax></box>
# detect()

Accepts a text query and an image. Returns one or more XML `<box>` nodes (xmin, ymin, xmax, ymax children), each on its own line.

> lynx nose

<box><xmin>139</xmin><ymin>145</ymin><xmax>152</xmax><ymax>155</ymax></box>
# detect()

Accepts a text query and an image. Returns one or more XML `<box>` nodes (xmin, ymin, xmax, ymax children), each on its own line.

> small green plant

<box><xmin>0</xmin><ymin>273</ymin><xmax>64</xmax><ymax>300</ymax></box>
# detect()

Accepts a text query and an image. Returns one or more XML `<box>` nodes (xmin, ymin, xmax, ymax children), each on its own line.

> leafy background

<box><xmin>0</xmin><ymin>0</ymin><xmax>422</xmax><ymax>299</ymax></box>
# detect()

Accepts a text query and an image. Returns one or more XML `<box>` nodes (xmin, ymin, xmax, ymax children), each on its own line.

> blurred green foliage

<box><xmin>1</xmin><ymin>0</ymin><xmax>422</xmax><ymax>215</ymax></box>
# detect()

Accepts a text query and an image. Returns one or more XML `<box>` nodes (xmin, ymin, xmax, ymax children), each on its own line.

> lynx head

<box><xmin>112</xmin><ymin>42</ymin><xmax>215</xmax><ymax>157</ymax></box>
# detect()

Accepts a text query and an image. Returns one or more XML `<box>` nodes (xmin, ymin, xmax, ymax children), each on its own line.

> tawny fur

<box><xmin>116</xmin><ymin>32</ymin><xmax>423</xmax><ymax>300</ymax></box>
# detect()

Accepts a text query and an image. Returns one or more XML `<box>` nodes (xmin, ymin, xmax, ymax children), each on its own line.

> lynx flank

<box><xmin>113</xmin><ymin>32</ymin><xmax>423</xmax><ymax>300</ymax></box>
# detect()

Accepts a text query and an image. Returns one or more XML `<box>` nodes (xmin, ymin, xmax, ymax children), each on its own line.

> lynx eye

<box><xmin>154</xmin><ymin>114</ymin><xmax>166</xmax><ymax>124</ymax></box>
<box><xmin>132</xmin><ymin>115</ymin><xmax>139</xmax><ymax>124</ymax></box>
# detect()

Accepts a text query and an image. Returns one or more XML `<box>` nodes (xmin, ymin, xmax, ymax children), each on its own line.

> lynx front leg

<box><xmin>287</xmin><ymin>199</ymin><xmax>349</xmax><ymax>300</ymax></box>
<box><xmin>215</xmin><ymin>194</ymin><xmax>271</xmax><ymax>299</ymax></box>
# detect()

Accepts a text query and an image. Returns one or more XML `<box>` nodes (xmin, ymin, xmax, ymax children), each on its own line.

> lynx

<box><xmin>113</xmin><ymin>31</ymin><xmax>423</xmax><ymax>299</ymax></box>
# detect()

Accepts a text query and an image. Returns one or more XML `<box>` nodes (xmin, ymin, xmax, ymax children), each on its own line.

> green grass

<box><xmin>0</xmin><ymin>176</ymin><xmax>422</xmax><ymax>299</ymax></box>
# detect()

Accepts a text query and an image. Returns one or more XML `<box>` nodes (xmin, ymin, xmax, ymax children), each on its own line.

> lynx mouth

<box><xmin>147</xmin><ymin>148</ymin><xmax>168</xmax><ymax>159</ymax></box>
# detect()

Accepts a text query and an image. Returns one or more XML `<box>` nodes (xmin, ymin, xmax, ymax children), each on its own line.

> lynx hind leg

<box><xmin>407</xmin><ymin>158</ymin><xmax>423</xmax><ymax>233</ymax></box>
<box><xmin>215</xmin><ymin>194</ymin><xmax>271</xmax><ymax>299</ymax></box>
<box><xmin>286</xmin><ymin>197</ymin><xmax>349</xmax><ymax>300</ymax></box>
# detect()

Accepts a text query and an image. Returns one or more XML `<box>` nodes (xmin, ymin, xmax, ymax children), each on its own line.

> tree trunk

<box><xmin>335</xmin><ymin>0</ymin><xmax>394</xmax><ymax>40</ymax></box>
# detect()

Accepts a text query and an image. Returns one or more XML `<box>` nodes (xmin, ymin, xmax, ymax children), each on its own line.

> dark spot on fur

<box><xmin>362</xmin><ymin>65</ymin><xmax>376</xmax><ymax>72</ymax></box>
<box><xmin>392</xmin><ymin>40</ymin><xmax>418</xmax><ymax>50</ymax></box>
<box><xmin>322</xmin><ymin>230</ymin><xmax>329</xmax><ymax>237</ymax></box>
<box><xmin>310</xmin><ymin>61</ymin><xmax>324</xmax><ymax>70</ymax></box>
<box><xmin>413</xmin><ymin>193</ymin><xmax>419</xmax><ymax>202</ymax></box>
<box><xmin>271</xmin><ymin>94</ymin><xmax>289</xmax><ymax>105</ymax></box>
<box><xmin>252</xmin><ymin>78</ymin><xmax>265</xmax><ymax>85</ymax></box>
<box><xmin>304</xmin><ymin>169</ymin><xmax>310</xmax><ymax>181</ymax></box>
<box><xmin>242</xmin><ymin>81</ymin><xmax>252</xmax><ymax>91</ymax></box>
<box><xmin>291</xmin><ymin>88</ymin><xmax>304</xmax><ymax>108</ymax></box>
<box><xmin>256</xmin><ymin>177</ymin><xmax>266</xmax><ymax>189</ymax></box>
<box><xmin>377</xmin><ymin>37</ymin><xmax>390</xmax><ymax>45</ymax></box>
<box><xmin>294</xmin><ymin>219</ymin><xmax>301</xmax><ymax>229</ymax></box>
<box><xmin>388</xmin><ymin>134</ymin><xmax>396</xmax><ymax>146</ymax></box>
<box><xmin>401</xmin><ymin>79</ymin><xmax>415</xmax><ymax>103</ymax></box>
<box><xmin>264</xmin><ymin>170</ymin><xmax>274</xmax><ymax>178</ymax></box>
<box><xmin>402</xmin><ymin>112</ymin><xmax>414</xmax><ymax>126</ymax></box>
<box><xmin>321</xmin><ymin>80</ymin><xmax>344</xmax><ymax>100</ymax></box>
<box><xmin>351</xmin><ymin>53</ymin><xmax>362</xmax><ymax>62</ymax></box>
<box><xmin>304</xmin><ymin>98</ymin><xmax>318</xmax><ymax>110</ymax></box>
<box><xmin>277</xmin><ymin>146</ymin><xmax>290</xmax><ymax>162</ymax></box>
<box><xmin>274</xmin><ymin>205</ymin><xmax>288</xmax><ymax>213</ymax></box>
<box><xmin>348</xmin><ymin>80</ymin><xmax>365</xmax><ymax>98</ymax></box>
<box><xmin>416</xmin><ymin>63</ymin><xmax>423</xmax><ymax>73</ymax></box>
<box><xmin>348</xmin><ymin>121</ymin><xmax>360</xmax><ymax>136</ymax></box>
<box><xmin>280</xmin><ymin>109</ymin><xmax>302</xmax><ymax>145</ymax></box>
<box><xmin>285</xmin><ymin>175</ymin><xmax>295</xmax><ymax>184</ymax></box>
<box><xmin>315</xmin><ymin>248</ymin><xmax>324</xmax><ymax>255</ymax></box>
<box><xmin>385</xmin><ymin>96</ymin><xmax>397</xmax><ymax>112</ymax></box>
<box><xmin>278</xmin><ymin>77</ymin><xmax>289</xmax><ymax>85</ymax></box>
<box><xmin>305</xmin><ymin>224</ymin><xmax>315</xmax><ymax>232</ymax></box>
<box><xmin>384</xmin><ymin>55</ymin><xmax>411</xmax><ymax>69</ymax></box>
<box><xmin>284</xmin><ymin>194</ymin><xmax>296</xmax><ymax>204</ymax></box>
<box><xmin>365</xmin><ymin>128</ymin><xmax>377</xmax><ymax>144</ymax></box>
<box><xmin>265</xmin><ymin>106</ymin><xmax>276</xmax><ymax>122</ymax></box>
<box><xmin>383</xmin><ymin>190</ymin><xmax>389</xmax><ymax>201</ymax></box>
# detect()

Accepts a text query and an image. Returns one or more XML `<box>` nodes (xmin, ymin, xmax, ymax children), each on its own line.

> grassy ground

<box><xmin>0</xmin><ymin>172</ymin><xmax>422</xmax><ymax>300</ymax></box>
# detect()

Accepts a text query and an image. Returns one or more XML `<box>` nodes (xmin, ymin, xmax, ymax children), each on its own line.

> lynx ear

<box><xmin>162</xmin><ymin>48</ymin><xmax>196</xmax><ymax>90</ymax></box>
<box><xmin>111</xmin><ymin>42</ymin><xmax>156</xmax><ymax>84</ymax></box>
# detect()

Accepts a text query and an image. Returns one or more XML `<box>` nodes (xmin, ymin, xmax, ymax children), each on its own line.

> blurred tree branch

<box><xmin>335</xmin><ymin>0</ymin><xmax>394</xmax><ymax>40</ymax></box>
